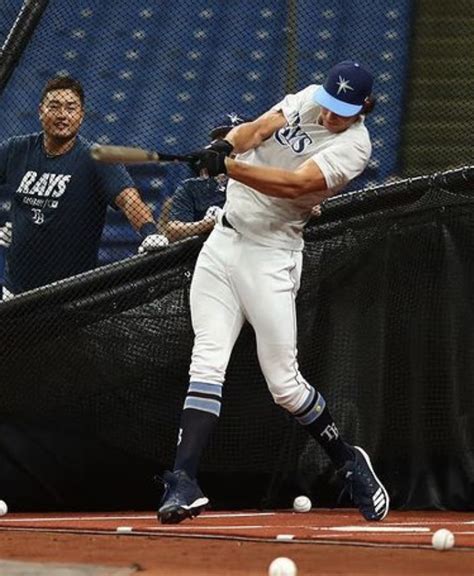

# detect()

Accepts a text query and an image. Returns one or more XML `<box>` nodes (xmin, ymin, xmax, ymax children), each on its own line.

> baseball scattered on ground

<box><xmin>268</xmin><ymin>557</ymin><xmax>298</xmax><ymax>576</ymax></box>
<box><xmin>0</xmin><ymin>500</ymin><xmax>8</xmax><ymax>516</ymax></box>
<box><xmin>432</xmin><ymin>528</ymin><xmax>455</xmax><ymax>551</ymax></box>
<box><xmin>293</xmin><ymin>495</ymin><xmax>312</xmax><ymax>513</ymax></box>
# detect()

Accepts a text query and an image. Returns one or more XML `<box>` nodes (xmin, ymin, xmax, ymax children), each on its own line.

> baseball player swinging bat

<box><xmin>90</xmin><ymin>144</ymin><xmax>195</xmax><ymax>165</ymax></box>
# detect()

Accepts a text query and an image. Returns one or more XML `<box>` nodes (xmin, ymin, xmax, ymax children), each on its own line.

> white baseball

<box><xmin>432</xmin><ymin>528</ymin><xmax>455</xmax><ymax>551</ymax></box>
<box><xmin>293</xmin><ymin>495</ymin><xmax>312</xmax><ymax>513</ymax></box>
<box><xmin>0</xmin><ymin>500</ymin><xmax>8</xmax><ymax>516</ymax></box>
<box><xmin>268</xmin><ymin>557</ymin><xmax>298</xmax><ymax>576</ymax></box>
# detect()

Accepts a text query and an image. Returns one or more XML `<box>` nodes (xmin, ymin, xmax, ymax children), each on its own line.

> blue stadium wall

<box><xmin>0</xmin><ymin>0</ymin><xmax>413</xmax><ymax>280</ymax></box>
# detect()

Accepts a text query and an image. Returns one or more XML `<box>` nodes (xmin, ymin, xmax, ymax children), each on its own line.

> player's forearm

<box><xmin>225</xmin><ymin>123</ymin><xmax>265</xmax><ymax>154</ymax></box>
<box><xmin>116</xmin><ymin>188</ymin><xmax>155</xmax><ymax>230</ymax></box>
<box><xmin>165</xmin><ymin>219</ymin><xmax>214</xmax><ymax>241</ymax></box>
<box><xmin>225</xmin><ymin>112</ymin><xmax>286</xmax><ymax>154</ymax></box>
<box><xmin>225</xmin><ymin>159</ymin><xmax>328</xmax><ymax>200</ymax></box>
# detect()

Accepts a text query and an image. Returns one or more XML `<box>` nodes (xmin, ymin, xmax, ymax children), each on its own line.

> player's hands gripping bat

<box><xmin>190</xmin><ymin>139</ymin><xmax>234</xmax><ymax>177</ymax></box>
<box><xmin>90</xmin><ymin>144</ymin><xmax>197</xmax><ymax>165</ymax></box>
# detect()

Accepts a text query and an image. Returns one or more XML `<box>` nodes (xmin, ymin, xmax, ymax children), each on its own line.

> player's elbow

<box><xmin>285</xmin><ymin>174</ymin><xmax>327</xmax><ymax>199</ymax></box>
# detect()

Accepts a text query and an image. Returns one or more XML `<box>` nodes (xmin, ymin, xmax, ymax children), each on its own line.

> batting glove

<box><xmin>206</xmin><ymin>139</ymin><xmax>234</xmax><ymax>157</ymax></box>
<box><xmin>192</xmin><ymin>149</ymin><xmax>227</xmax><ymax>178</ymax></box>
<box><xmin>138</xmin><ymin>233</ymin><xmax>169</xmax><ymax>253</ymax></box>
<box><xmin>0</xmin><ymin>222</ymin><xmax>12</xmax><ymax>248</ymax></box>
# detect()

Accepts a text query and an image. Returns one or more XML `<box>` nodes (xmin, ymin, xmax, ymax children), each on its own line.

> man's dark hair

<box><xmin>41</xmin><ymin>76</ymin><xmax>85</xmax><ymax>106</ymax></box>
<box><xmin>362</xmin><ymin>95</ymin><xmax>376</xmax><ymax>115</ymax></box>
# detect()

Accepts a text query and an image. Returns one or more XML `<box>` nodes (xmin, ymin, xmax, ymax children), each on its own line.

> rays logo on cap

<box><xmin>336</xmin><ymin>76</ymin><xmax>354</xmax><ymax>95</ymax></box>
<box><xmin>209</xmin><ymin>112</ymin><xmax>247</xmax><ymax>139</ymax></box>
<box><xmin>314</xmin><ymin>61</ymin><xmax>373</xmax><ymax>117</ymax></box>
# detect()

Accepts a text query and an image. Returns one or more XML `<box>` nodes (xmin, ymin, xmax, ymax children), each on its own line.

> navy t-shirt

<box><xmin>169</xmin><ymin>176</ymin><xmax>227</xmax><ymax>222</ymax></box>
<box><xmin>0</xmin><ymin>133</ymin><xmax>134</xmax><ymax>293</ymax></box>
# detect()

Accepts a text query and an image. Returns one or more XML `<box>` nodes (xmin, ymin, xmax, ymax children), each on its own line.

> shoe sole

<box><xmin>158</xmin><ymin>497</ymin><xmax>209</xmax><ymax>525</ymax></box>
<box><xmin>354</xmin><ymin>446</ymin><xmax>390</xmax><ymax>521</ymax></box>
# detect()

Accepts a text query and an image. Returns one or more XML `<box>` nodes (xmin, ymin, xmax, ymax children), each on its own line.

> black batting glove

<box><xmin>191</xmin><ymin>149</ymin><xmax>227</xmax><ymax>177</ymax></box>
<box><xmin>205</xmin><ymin>138</ymin><xmax>234</xmax><ymax>157</ymax></box>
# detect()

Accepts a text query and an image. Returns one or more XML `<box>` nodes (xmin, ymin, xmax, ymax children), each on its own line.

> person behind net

<box><xmin>157</xmin><ymin>60</ymin><xmax>389</xmax><ymax>524</ymax></box>
<box><xmin>0</xmin><ymin>75</ymin><xmax>167</xmax><ymax>299</ymax></box>
<box><xmin>164</xmin><ymin>113</ymin><xmax>245</xmax><ymax>242</ymax></box>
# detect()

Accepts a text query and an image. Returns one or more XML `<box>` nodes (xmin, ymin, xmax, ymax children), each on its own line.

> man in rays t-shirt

<box><xmin>0</xmin><ymin>75</ymin><xmax>164</xmax><ymax>297</ymax></box>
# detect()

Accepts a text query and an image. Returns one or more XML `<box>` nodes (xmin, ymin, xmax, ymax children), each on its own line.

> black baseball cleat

<box><xmin>338</xmin><ymin>445</ymin><xmax>390</xmax><ymax>521</ymax></box>
<box><xmin>157</xmin><ymin>469</ymin><xmax>209</xmax><ymax>524</ymax></box>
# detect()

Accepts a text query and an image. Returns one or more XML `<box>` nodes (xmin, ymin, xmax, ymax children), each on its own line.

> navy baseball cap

<box><xmin>313</xmin><ymin>61</ymin><xmax>373</xmax><ymax>117</ymax></box>
<box><xmin>209</xmin><ymin>112</ymin><xmax>246</xmax><ymax>139</ymax></box>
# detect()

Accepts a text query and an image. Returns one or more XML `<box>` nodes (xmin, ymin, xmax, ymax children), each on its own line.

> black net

<box><xmin>0</xmin><ymin>1</ymin><xmax>473</xmax><ymax>510</ymax></box>
<box><xmin>0</xmin><ymin>168</ymin><xmax>473</xmax><ymax>509</ymax></box>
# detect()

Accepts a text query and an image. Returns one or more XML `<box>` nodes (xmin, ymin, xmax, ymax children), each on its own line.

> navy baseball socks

<box><xmin>294</xmin><ymin>389</ymin><xmax>389</xmax><ymax>521</ymax></box>
<box><xmin>158</xmin><ymin>382</ymin><xmax>221</xmax><ymax>524</ymax></box>
<box><xmin>158</xmin><ymin>383</ymin><xmax>389</xmax><ymax>523</ymax></box>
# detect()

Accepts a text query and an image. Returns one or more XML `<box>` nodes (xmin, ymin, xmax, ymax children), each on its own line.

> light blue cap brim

<box><xmin>313</xmin><ymin>86</ymin><xmax>363</xmax><ymax>117</ymax></box>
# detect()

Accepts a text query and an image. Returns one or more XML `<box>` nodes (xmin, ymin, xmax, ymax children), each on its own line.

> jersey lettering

<box><xmin>51</xmin><ymin>175</ymin><xmax>71</xmax><ymax>197</ymax></box>
<box><xmin>45</xmin><ymin>174</ymin><xmax>68</xmax><ymax>197</ymax></box>
<box><xmin>22</xmin><ymin>197</ymin><xmax>45</xmax><ymax>207</ymax></box>
<box><xmin>30</xmin><ymin>173</ymin><xmax>50</xmax><ymax>196</ymax></box>
<box><xmin>16</xmin><ymin>171</ymin><xmax>71</xmax><ymax>199</ymax></box>
<box><xmin>31</xmin><ymin>208</ymin><xmax>45</xmax><ymax>225</ymax></box>
<box><xmin>16</xmin><ymin>171</ymin><xmax>38</xmax><ymax>195</ymax></box>
<box><xmin>275</xmin><ymin>123</ymin><xmax>313</xmax><ymax>154</ymax></box>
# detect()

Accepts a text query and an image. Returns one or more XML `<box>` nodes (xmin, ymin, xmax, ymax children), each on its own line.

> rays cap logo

<box><xmin>209</xmin><ymin>112</ymin><xmax>247</xmax><ymax>140</ymax></box>
<box><xmin>313</xmin><ymin>60</ymin><xmax>373</xmax><ymax>117</ymax></box>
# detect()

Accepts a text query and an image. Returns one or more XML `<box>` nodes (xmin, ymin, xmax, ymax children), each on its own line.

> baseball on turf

<box><xmin>268</xmin><ymin>557</ymin><xmax>298</xmax><ymax>576</ymax></box>
<box><xmin>293</xmin><ymin>495</ymin><xmax>312</xmax><ymax>513</ymax></box>
<box><xmin>0</xmin><ymin>500</ymin><xmax>7</xmax><ymax>516</ymax></box>
<box><xmin>432</xmin><ymin>528</ymin><xmax>455</xmax><ymax>551</ymax></box>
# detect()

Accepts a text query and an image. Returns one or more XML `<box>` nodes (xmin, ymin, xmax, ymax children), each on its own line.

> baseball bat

<box><xmin>90</xmin><ymin>144</ymin><xmax>195</xmax><ymax>164</ymax></box>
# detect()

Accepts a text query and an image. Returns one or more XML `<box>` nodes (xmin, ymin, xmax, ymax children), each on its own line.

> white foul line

<box><xmin>0</xmin><ymin>511</ymin><xmax>274</xmax><ymax>524</ymax></box>
<box><xmin>311</xmin><ymin>526</ymin><xmax>431</xmax><ymax>533</ymax></box>
<box><xmin>145</xmin><ymin>525</ymin><xmax>265</xmax><ymax>531</ymax></box>
<box><xmin>201</xmin><ymin>512</ymin><xmax>275</xmax><ymax>519</ymax></box>
<box><xmin>0</xmin><ymin>515</ymin><xmax>155</xmax><ymax>523</ymax></box>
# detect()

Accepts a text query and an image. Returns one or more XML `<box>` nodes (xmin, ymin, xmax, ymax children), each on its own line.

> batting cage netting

<box><xmin>0</xmin><ymin>0</ymin><xmax>473</xmax><ymax>511</ymax></box>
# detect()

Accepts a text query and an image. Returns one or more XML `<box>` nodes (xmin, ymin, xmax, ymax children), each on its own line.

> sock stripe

<box><xmin>188</xmin><ymin>381</ymin><xmax>223</xmax><ymax>397</ymax></box>
<box><xmin>187</xmin><ymin>391</ymin><xmax>222</xmax><ymax>402</ymax></box>
<box><xmin>184</xmin><ymin>396</ymin><xmax>221</xmax><ymax>417</ymax></box>
<box><xmin>295</xmin><ymin>393</ymin><xmax>326</xmax><ymax>426</ymax></box>
<box><xmin>294</xmin><ymin>387</ymin><xmax>316</xmax><ymax>417</ymax></box>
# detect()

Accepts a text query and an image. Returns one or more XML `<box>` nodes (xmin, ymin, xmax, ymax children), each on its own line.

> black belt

<box><xmin>222</xmin><ymin>214</ymin><xmax>234</xmax><ymax>230</ymax></box>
